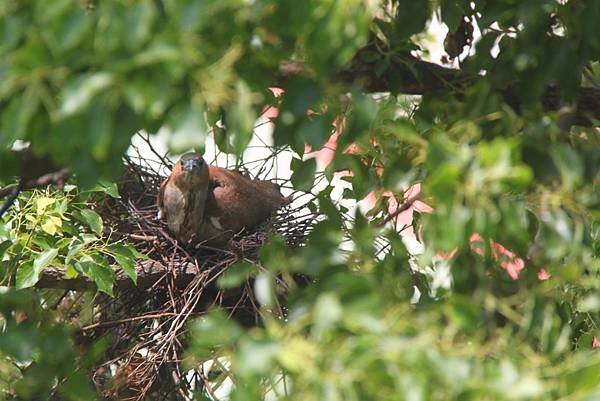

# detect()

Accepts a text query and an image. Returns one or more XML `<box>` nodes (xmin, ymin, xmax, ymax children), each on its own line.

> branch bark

<box><xmin>36</xmin><ymin>260</ymin><xmax>198</xmax><ymax>292</ymax></box>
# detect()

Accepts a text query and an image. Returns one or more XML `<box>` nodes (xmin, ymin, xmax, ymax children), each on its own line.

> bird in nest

<box><xmin>157</xmin><ymin>152</ymin><xmax>290</xmax><ymax>246</ymax></box>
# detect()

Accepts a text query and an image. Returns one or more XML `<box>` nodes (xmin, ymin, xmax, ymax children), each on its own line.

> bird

<box><xmin>157</xmin><ymin>152</ymin><xmax>289</xmax><ymax>246</ymax></box>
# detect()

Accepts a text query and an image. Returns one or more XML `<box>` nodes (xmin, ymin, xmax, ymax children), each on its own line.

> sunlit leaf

<box><xmin>36</xmin><ymin>197</ymin><xmax>56</xmax><ymax>216</ymax></box>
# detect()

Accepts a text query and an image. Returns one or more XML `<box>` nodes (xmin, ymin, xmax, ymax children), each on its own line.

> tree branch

<box><xmin>0</xmin><ymin>168</ymin><xmax>70</xmax><ymax>199</ymax></box>
<box><xmin>36</xmin><ymin>260</ymin><xmax>198</xmax><ymax>292</ymax></box>
<box><xmin>0</xmin><ymin>178</ymin><xmax>24</xmax><ymax>218</ymax></box>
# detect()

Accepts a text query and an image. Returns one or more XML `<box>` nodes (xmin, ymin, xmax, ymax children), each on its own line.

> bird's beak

<box><xmin>182</xmin><ymin>158</ymin><xmax>204</xmax><ymax>172</ymax></box>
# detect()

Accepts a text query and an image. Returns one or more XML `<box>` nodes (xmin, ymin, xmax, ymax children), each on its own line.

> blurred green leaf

<box><xmin>551</xmin><ymin>144</ymin><xmax>583</xmax><ymax>189</ymax></box>
<box><xmin>191</xmin><ymin>311</ymin><xmax>242</xmax><ymax>353</ymax></box>
<box><xmin>313</xmin><ymin>293</ymin><xmax>342</xmax><ymax>337</ymax></box>
<box><xmin>167</xmin><ymin>102</ymin><xmax>207</xmax><ymax>153</ymax></box>
<box><xmin>290</xmin><ymin>157</ymin><xmax>317</xmax><ymax>192</ymax></box>
<box><xmin>222</xmin><ymin>81</ymin><xmax>258</xmax><ymax>155</ymax></box>
<box><xmin>395</xmin><ymin>0</ymin><xmax>431</xmax><ymax>38</ymax></box>
<box><xmin>217</xmin><ymin>261</ymin><xmax>256</xmax><ymax>289</ymax></box>
<box><xmin>59</xmin><ymin>73</ymin><xmax>114</xmax><ymax>118</ymax></box>
<box><xmin>254</xmin><ymin>272</ymin><xmax>275</xmax><ymax>308</ymax></box>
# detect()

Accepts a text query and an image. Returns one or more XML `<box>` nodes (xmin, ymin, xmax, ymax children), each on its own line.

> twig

<box><xmin>127</xmin><ymin>233</ymin><xmax>158</xmax><ymax>241</ymax></box>
<box><xmin>81</xmin><ymin>311</ymin><xmax>200</xmax><ymax>331</ymax></box>
<box><xmin>0</xmin><ymin>178</ymin><xmax>24</xmax><ymax>218</ymax></box>
<box><xmin>377</xmin><ymin>191</ymin><xmax>420</xmax><ymax>227</ymax></box>
<box><xmin>137</xmin><ymin>131</ymin><xmax>173</xmax><ymax>169</ymax></box>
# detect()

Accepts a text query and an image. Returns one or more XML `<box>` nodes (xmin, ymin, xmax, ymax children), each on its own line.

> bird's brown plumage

<box><xmin>157</xmin><ymin>153</ymin><xmax>289</xmax><ymax>246</ymax></box>
<box><xmin>157</xmin><ymin>153</ymin><xmax>210</xmax><ymax>242</ymax></box>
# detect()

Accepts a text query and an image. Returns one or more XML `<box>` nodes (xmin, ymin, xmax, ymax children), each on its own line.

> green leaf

<box><xmin>222</xmin><ymin>81</ymin><xmax>258</xmax><ymax>155</ymax></box>
<box><xmin>0</xmin><ymin>240</ymin><xmax>13</xmax><ymax>260</ymax></box>
<box><xmin>59</xmin><ymin>73</ymin><xmax>114</xmax><ymax>117</ymax></box>
<box><xmin>65</xmin><ymin>240</ymin><xmax>85</xmax><ymax>266</ymax></box>
<box><xmin>290</xmin><ymin>157</ymin><xmax>317</xmax><ymax>192</ymax></box>
<box><xmin>254</xmin><ymin>272</ymin><xmax>275</xmax><ymax>307</ymax></box>
<box><xmin>313</xmin><ymin>293</ymin><xmax>343</xmax><ymax>337</ymax></box>
<box><xmin>59</xmin><ymin>369</ymin><xmax>97</xmax><ymax>401</ymax></box>
<box><xmin>578</xmin><ymin>294</ymin><xmax>600</xmax><ymax>312</ymax></box>
<box><xmin>395</xmin><ymin>1</ymin><xmax>430</xmax><ymax>38</ymax></box>
<box><xmin>42</xmin><ymin>4</ymin><xmax>93</xmax><ymax>53</ymax></box>
<box><xmin>113</xmin><ymin>254</ymin><xmax>137</xmax><ymax>285</ymax></box>
<box><xmin>191</xmin><ymin>311</ymin><xmax>242</xmax><ymax>353</ymax></box>
<box><xmin>40</xmin><ymin>216</ymin><xmax>61</xmax><ymax>235</ymax></box>
<box><xmin>565</xmin><ymin>357</ymin><xmax>600</xmax><ymax>394</ymax></box>
<box><xmin>79</xmin><ymin>209</ymin><xmax>103</xmax><ymax>235</ymax></box>
<box><xmin>304</xmin><ymin>0</ymin><xmax>370</xmax><ymax>71</ymax></box>
<box><xmin>34</xmin><ymin>248</ymin><xmax>59</xmax><ymax>273</ymax></box>
<box><xmin>16</xmin><ymin>248</ymin><xmax>58</xmax><ymax>289</ymax></box>
<box><xmin>273</xmin><ymin>77</ymin><xmax>323</xmax><ymax>150</ymax></box>
<box><xmin>298</xmin><ymin>113</ymin><xmax>332</xmax><ymax>150</ymax></box>
<box><xmin>36</xmin><ymin>197</ymin><xmax>56</xmax><ymax>216</ymax></box>
<box><xmin>441</xmin><ymin>0</ymin><xmax>465</xmax><ymax>32</ymax></box>
<box><xmin>94</xmin><ymin>181</ymin><xmax>120</xmax><ymax>198</ymax></box>
<box><xmin>167</xmin><ymin>102</ymin><xmax>207</xmax><ymax>153</ymax></box>
<box><xmin>109</xmin><ymin>244</ymin><xmax>143</xmax><ymax>283</ymax></box>
<box><xmin>424</xmin><ymin>164</ymin><xmax>462</xmax><ymax>202</ymax></box>
<box><xmin>217</xmin><ymin>261</ymin><xmax>256</xmax><ymax>288</ymax></box>
<box><xmin>75</xmin><ymin>257</ymin><xmax>115</xmax><ymax>296</ymax></box>
<box><xmin>343</xmin><ymin>93</ymin><xmax>378</xmax><ymax>145</ymax></box>
<box><xmin>551</xmin><ymin>145</ymin><xmax>583</xmax><ymax>189</ymax></box>
<box><xmin>89</xmin><ymin>264</ymin><xmax>114</xmax><ymax>296</ymax></box>
<box><xmin>447</xmin><ymin>295</ymin><xmax>481</xmax><ymax>330</ymax></box>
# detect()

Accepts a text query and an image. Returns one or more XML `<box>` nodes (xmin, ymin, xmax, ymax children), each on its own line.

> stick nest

<box><xmin>78</xmin><ymin>143</ymin><xmax>319</xmax><ymax>400</ymax></box>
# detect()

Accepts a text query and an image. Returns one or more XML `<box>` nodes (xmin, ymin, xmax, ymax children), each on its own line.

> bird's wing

<box><xmin>207</xmin><ymin>168</ymin><xmax>235</xmax><ymax>209</ymax></box>
<box><xmin>205</xmin><ymin>166</ymin><xmax>288</xmax><ymax>233</ymax></box>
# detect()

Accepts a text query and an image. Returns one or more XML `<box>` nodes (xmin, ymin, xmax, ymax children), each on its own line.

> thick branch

<box><xmin>281</xmin><ymin>42</ymin><xmax>600</xmax><ymax>126</ymax></box>
<box><xmin>36</xmin><ymin>260</ymin><xmax>198</xmax><ymax>292</ymax></box>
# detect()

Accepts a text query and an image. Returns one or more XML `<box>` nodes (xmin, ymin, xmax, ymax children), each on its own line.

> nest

<box><xmin>76</xmin><ymin>138</ymin><xmax>320</xmax><ymax>400</ymax></box>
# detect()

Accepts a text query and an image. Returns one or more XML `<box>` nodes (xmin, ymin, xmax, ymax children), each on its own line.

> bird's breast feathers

<box><xmin>161</xmin><ymin>182</ymin><xmax>187</xmax><ymax>235</ymax></box>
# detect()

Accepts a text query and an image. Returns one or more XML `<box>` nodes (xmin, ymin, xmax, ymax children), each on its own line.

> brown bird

<box><xmin>157</xmin><ymin>152</ymin><xmax>289</xmax><ymax>246</ymax></box>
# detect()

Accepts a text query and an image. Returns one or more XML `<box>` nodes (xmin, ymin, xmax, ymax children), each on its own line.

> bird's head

<box><xmin>172</xmin><ymin>152</ymin><xmax>209</xmax><ymax>189</ymax></box>
<box><xmin>180</xmin><ymin>152</ymin><xmax>205</xmax><ymax>173</ymax></box>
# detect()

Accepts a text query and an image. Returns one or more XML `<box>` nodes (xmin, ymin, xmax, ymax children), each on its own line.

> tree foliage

<box><xmin>1</xmin><ymin>0</ymin><xmax>600</xmax><ymax>399</ymax></box>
